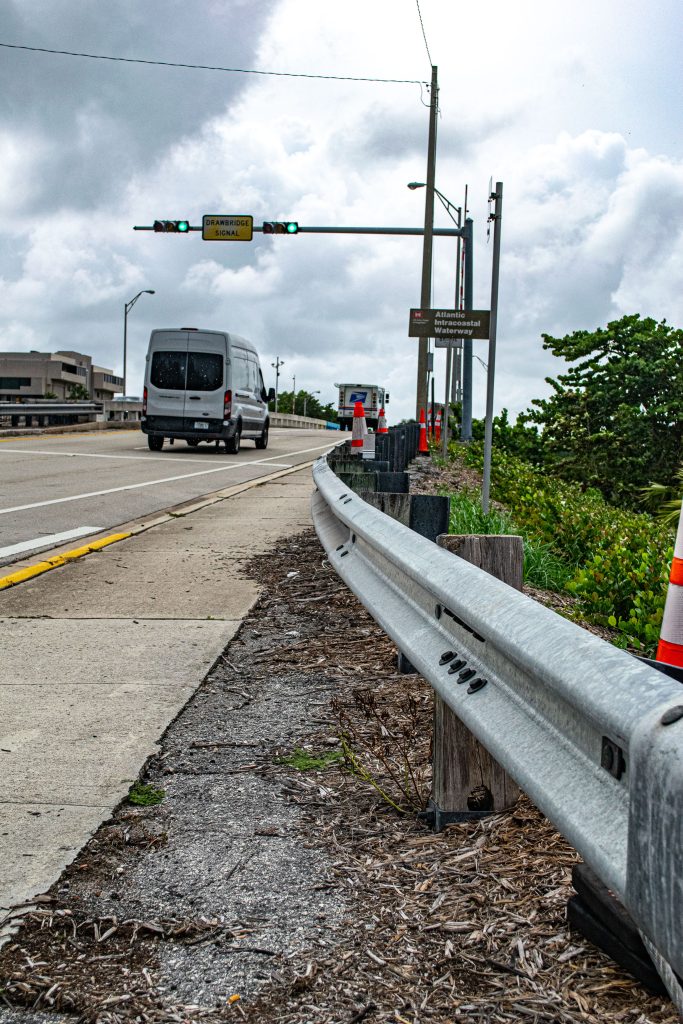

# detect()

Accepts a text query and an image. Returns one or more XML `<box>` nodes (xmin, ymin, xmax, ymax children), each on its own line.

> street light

<box><xmin>303</xmin><ymin>390</ymin><xmax>320</xmax><ymax>418</ymax></box>
<box><xmin>123</xmin><ymin>290</ymin><xmax>155</xmax><ymax>397</ymax></box>
<box><xmin>408</xmin><ymin>182</ymin><xmax>461</xmax><ymax>227</ymax></box>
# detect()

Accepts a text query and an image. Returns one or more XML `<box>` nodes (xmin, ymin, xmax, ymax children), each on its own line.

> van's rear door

<box><xmin>148</xmin><ymin>331</ymin><xmax>189</xmax><ymax>423</ymax></box>
<box><xmin>185</xmin><ymin>332</ymin><xmax>226</xmax><ymax>430</ymax></box>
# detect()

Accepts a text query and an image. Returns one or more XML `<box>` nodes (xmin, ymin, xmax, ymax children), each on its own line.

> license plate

<box><xmin>194</xmin><ymin>421</ymin><xmax>209</xmax><ymax>429</ymax></box>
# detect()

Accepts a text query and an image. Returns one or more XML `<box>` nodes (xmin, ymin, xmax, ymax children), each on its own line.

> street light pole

<box><xmin>123</xmin><ymin>289</ymin><xmax>155</xmax><ymax>396</ymax></box>
<box><xmin>442</xmin><ymin>202</ymin><xmax>462</xmax><ymax>458</ymax></box>
<box><xmin>292</xmin><ymin>375</ymin><xmax>296</xmax><ymax>414</ymax></box>
<box><xmin>271</xmin><ymin>356</ymin><xmax>284</xmax><ymax>412</ymax></box>
<box><xmin>408</xmin><ymin>181</ymin><xmax>464</xmax><ymax>453</ymax></box>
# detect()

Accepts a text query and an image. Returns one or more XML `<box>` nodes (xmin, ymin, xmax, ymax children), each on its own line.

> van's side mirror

<box><xmin>267</xmin><ymin>387</ymin><xmax>276</xmax><ymax>403</ymax></box>
<box><xmin>385</xmin><ymin>393</ymin><xmax>390</xmax><ymax>403</ymax></box>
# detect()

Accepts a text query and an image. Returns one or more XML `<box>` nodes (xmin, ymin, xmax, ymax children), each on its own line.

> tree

<box><xmin>67</xmin><ymin>383</ymin><xmax>90</xmax><ymax>400</ymax></box>
<box><xmin>522</xmin><ymin>315</ymin><xmax>683</xmax><ymax>505</ymax></box>
<box><xmin>472</xmin><ymin>408</ymin><xmax>545</xmax><ymax>464</ymax></box>
<box><xmin>640</xmin><ymin>463</ymin><xmax>683</xmax><ymax>525</ymax></box>
<box><xmin>269</xmin><ymin>390</ymin><xmax>336</xmax><ymax>421</ymax></box>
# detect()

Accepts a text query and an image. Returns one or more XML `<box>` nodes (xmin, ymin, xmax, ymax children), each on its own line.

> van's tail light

<box><xmin>143</xmin><ymin>386</ymin><xmax>147</xmax><ymax>415</ymax></box>
<box><xmin>224</xmin><ymin>389</ymin><xmax>232</xmax><ymax>419</ymax></box>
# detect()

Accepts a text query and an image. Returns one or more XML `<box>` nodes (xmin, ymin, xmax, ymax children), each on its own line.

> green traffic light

<box><xmin>177</xmin><ymin>220</ymin><xmax>190</xmax><ymax>233</ymax></box>
<box><xmin>285</xmin><ymin>222</ymin><xmax>298</xmax><ymax>234</ymax></box>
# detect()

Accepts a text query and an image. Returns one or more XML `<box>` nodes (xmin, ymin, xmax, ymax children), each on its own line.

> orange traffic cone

<box><xmin>435</xmin><ymin>408</ymin><xmax>442</xmax><ymax>443</ymax></box>
<box><xmin>377</xmin><ymin>408</ymin><xmax>388</xmax><ymax>433</ymax></box>
<box><xmin>351</xmin><ymin>400</ymin><xmax>367</xmax><ymax>448</ymax></box>
<box><xmin>657</xmin><ymin>509</ymin><xmax>683</xmax><ymax>667</ymax></box>
<box><xmin>418</xmin><ymin>408</ymin><xmax>429</xmax><ymax>453</ymax></box>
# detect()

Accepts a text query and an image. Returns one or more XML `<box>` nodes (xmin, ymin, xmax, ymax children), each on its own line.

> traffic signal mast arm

<box><xmin>134</xmin><ymin>223</ymin><xmax>463</xmax><ymax>236</ymax></box>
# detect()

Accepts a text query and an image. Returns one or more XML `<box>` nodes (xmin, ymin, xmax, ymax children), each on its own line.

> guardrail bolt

<box><xmin>439</xmin><ymin>651</ymin><xmax>456</xmax><ymax>665</ymax></box>
<box><xmin>467</xmin><ymin>678</ymin><xmax>488</xmax><ymax>693</ymax></box>
<box><xmin>600</xmin><ymin>737</ymin><xmax>626</xmax><ymax>779</ymax></box>
<box><xmin>661</xmin><ymin>705</ymin><xmax>683</xmax><ymax>726</ymax></box>
<box><xmin>448</xmin><ymin>659</ymin><xmax>467</xmax><ymax>674</ymax></box>
<box><xmin>458</xmin><ymin>668</ymin><xmax>476</xmax><ymax>684</ymax></box>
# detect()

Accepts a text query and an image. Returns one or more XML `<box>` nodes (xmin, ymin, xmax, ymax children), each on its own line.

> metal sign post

<box><xmin>481</xmin><ymin>182</ymin><xmax>503</xmax><ymax>514</ymax></box>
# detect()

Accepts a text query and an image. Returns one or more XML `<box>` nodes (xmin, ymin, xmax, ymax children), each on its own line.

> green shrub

<box><xmin>460</xmin><ymin>444</ymin><xmax>674</xmax><ymax>654</ymax></box>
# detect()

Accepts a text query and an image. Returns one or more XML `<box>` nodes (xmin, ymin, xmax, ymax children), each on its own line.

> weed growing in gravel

<box><xmin>277</xmin><ymin>748</ymin><xmax>344</xmax><ymax>771</ymax></box>
<box><xmin>127</xmin><ymin>781</ymin><xmax>165</xmax><ymax>806</ymax></box>
<box><xmin>332</xmin><ymin>687</ymin><xmax>431</xmax><ymax>814</ymax></box>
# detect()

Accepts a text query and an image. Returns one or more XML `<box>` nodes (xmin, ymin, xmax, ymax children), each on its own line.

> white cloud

<box><xmin>0</xmin><ymin>0</ymin><xmax>682</xmax><ymax>424</ymax></box>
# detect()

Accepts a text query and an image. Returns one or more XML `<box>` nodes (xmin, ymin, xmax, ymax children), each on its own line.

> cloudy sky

<box><xmin>1</xmin><ymin>0</ymin><xmax>681</xmax><ymax>422</ymax></box>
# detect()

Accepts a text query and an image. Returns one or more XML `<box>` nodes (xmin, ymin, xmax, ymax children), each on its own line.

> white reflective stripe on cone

<box><xmin>673</xmin><ymin>513</ymin><xmax>683</xmax><ymax>560</ymax></box>
<box><xmin>660</xmin><ymin>583</ymin><xmax>683</xmax><ymax>646</ymax></box>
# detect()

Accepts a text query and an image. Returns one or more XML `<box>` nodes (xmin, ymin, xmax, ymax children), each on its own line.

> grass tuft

<box><xmin>277</xmin><ymin>747</ymin><xmax>343</xmax><ymax>771</ymax></box>
<box><xmin>128</xmin><ymin>781</ymin><xmax>165</xmax><ymax>806</ymax></box>
<box><xmin>447</xmin><ymin>489</ymin><xmax>572</xmax><ymax>592</ymax></box>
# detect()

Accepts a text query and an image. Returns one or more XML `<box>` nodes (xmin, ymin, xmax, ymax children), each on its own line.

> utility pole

<box><xmin>482</xmin><ymin>182</ymin><xmax>503</xmax><ymax>513</ymax></box>
<box><xmin>271</xmin><ymin>356</ymin><xmax>284</xmax><ymax>412</ymax></box>
<box><xmin>292</xmin><ymin>375</ymin><xmax>296</xmax><ymax>414</ymax></box>
<box><xmin>460</xmin><ymin>216</ymin><xmax>474</xmax><ymax>440</ymax></box>
<box><xmin>416</xmin><ymin>65</ymin><xmax>438</xmax><ymax>421</ymax></box>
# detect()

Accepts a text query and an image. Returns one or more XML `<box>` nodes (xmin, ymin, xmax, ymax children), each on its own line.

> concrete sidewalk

<box><xmin>0</xmin><ymin>465</ymin><xmax>315</xmax><ymax>932</ymax></box>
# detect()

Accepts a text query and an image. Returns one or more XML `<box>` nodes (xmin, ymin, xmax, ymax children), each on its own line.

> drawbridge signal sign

<box><xmin>202</xmin><ymin>215</ymin><xmax>253</xmax><ymax>241</ymax></box>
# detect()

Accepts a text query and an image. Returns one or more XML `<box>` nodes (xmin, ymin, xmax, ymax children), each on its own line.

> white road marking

<box><xmin>0</xmin><ymin>447</ymin><xmax>225</xmax><ymax>465</ymax></box>
<box><xmin>0</xmin><ymin>526</ymin><xmax>102</xmax><ymax>558</ymax></box>
<box><xmin>0</xmin><ymin>442</ymin><xmax>335</xmax><ymax>516</ymax></box>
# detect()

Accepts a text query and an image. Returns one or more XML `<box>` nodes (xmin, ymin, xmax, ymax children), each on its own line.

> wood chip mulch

<box><xmin>246</xmin><ymin>532</ymin><xmax>675</xmax><ymax>1023</ymax></box>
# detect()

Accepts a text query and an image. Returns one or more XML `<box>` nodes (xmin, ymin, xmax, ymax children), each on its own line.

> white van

<box><xmin>141</xmin><ymin>328</ymin><xmax>275</xmax><ymax>453</ymax></box>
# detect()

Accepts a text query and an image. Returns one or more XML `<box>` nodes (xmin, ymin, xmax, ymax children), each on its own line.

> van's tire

<box><xmin>225</xmin><ymin>423</ymin><xmax>241</xmax><ymax>454</ymax></box>
<box><xmin>255</xmin><ymin>422</ymin><xmax>269</xmax><ymax>449</ymax></box>
<box><xmin>148</xmin><ymin>435</ymin><xmax>164</xmax><ymax>451</ymax></box>
<box><xmin>187</xmin><ymin>439</ymin><xmax>199</xmax><ymax>447</ymax></box>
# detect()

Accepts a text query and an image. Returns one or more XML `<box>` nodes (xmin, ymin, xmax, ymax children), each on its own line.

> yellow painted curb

<box><xmin>0</xmin><ymin>532</ymin><xmax>132</xmax><ymax>591</ymax></box>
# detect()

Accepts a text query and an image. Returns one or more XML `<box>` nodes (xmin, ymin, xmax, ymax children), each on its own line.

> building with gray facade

<box><xmin>0</xmin><ymin>351</ymin><xmax>123</xmax><ymax>402</ymax></box>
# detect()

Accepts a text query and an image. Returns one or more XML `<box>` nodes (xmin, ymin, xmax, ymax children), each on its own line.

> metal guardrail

<box><xmin>0</xmin><ymin>402</ymin><xmax>103</xmax><ymax>417</ymax></box>
<box><xmin>310</xmin><ymin>454</ymin><xmax>683</xmax><ymax>1004</ymax></box>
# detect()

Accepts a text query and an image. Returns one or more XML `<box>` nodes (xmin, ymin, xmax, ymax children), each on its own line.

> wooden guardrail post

<box><xmin>429</xmin><ymin>534</ymin><xmax>523</xmax><ymax>829</ymax></box>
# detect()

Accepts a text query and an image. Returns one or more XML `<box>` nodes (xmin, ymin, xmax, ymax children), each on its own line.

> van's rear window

<box><xmin>151</xmin><ymin>352</ymin><xmax>223</xmax><ymax>391</ymax></box>
<box><xmin>187</xmin><ymin>353</ymin><xmax>223</xmax><ymax>391</ymax></box>
<box><xmin>151</xmin><ymin>352</ymin><xmax>186</xmax><ymax>390</ymax></box>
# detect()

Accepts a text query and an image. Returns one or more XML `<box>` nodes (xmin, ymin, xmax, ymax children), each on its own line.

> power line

<box><xmin>0</xmin><ymin>42</ymin><xmax>427</xmax><ymax>86</ymax></box>
<box><xmin>414</xmin><ymin>0</ymin><xmax>433</xmax><ymax>68</ymax></box>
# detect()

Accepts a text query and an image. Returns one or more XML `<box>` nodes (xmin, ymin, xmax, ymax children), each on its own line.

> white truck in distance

<box><xmin>335</xmin><ymin>383</ymin><xmax>389</xmax><ymax>432</ymax></box>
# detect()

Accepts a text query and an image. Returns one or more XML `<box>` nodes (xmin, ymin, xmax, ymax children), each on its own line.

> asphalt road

<box><xmin>0</xmin><ymin>427</ymin><xmax>338</xmax><ymax>567</ymax></box>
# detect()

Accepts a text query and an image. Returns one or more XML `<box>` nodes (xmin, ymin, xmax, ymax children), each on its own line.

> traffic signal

<box><xmin>262</xmin><ymin>221</ymin><xmax>298</xmax><ymax>234</ymax></box>
<box><xmin>153</xmin><ymin>220</ymin><xmax>190</xmax><ymax>233</ymax></box>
